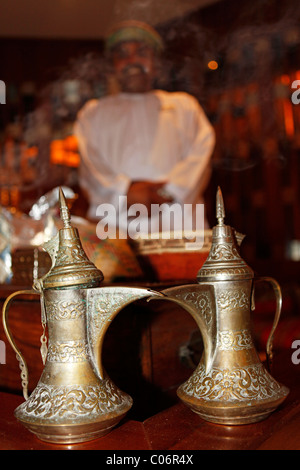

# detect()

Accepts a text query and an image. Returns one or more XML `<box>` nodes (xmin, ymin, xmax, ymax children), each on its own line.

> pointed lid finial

<box><xmin>216</xmin><ymin>186</ymin><xmax>225</xmax><ymax>226</ymax></box>
<box><xmin>59</xmin><ymin>187</ymin><xmax>71</xmax><ymax>229</ymax></box>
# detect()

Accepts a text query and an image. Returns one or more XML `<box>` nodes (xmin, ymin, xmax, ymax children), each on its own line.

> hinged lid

<box><xmin>41</xmin><ymin>188</ymin><xmax>103</xmax><ymax>289</ymax></box>
<box><xmin>197</xmin><ymin>187</ymin><xmax>254</xmax><ymax>282</ymax></box>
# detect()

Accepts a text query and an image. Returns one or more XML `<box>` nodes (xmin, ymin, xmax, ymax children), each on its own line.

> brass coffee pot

<box><xmin>162</xmin><ymin>187</ymin><xmax>289</xmax><ymax>425</ymax></box>
<box><xmin>2</xmin><ymin>189</ymin><xmax>163</xmax><ymax>444</ymax></box>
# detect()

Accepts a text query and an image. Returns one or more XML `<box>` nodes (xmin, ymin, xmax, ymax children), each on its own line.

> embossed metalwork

<box><xmin>47</xmin><ymin>340</ymin><xmax>89</xmax><ymax>362</ymax></box>
<box><xmin>2</xmin><ymin>188</ymin><xmax>163</xmax><ymax>444</ymax></box>
<box><xmin>216</xmin><ymin>289</ymin><xmax>249</xmax><ymax>311</ymax></box>
<box><xmin>180</xmin><ymin>363</ymin><xmax>284</xmax><ymax>402</ymax></box>
<box><xmin>46</xmin><ymin>299</ymin><xmax>85</xmax><ymax>321</ymax></box>
<box><xmin>218</xmin><ymin>329</ymin><xmax>252</xmax><ymax>351</ymax></box>
<box><xmin>2</xmin><ymin>186</ymin><xmax>290</xmax><ymax>438</ymax></box>
<box><xmin>209</xmin><ymin>241</ymin><xmax>240</xmax><ymax>261</ymax></box>
<box><xmin>37</xmin><ymin>188</ymin><xmax>104</xmax><ymax>290</ymax></box>
<box><xmin>87</xmin><ymin>286</ymin><xmax>160</xmax><ymax>379</ymax></box>
<box><xmin>172</xmin><ymin>290</ymin><xmax>213</xmax><ymax>328</ymax></box>
<box><xmin>197</xmin><ymin>188</ymin><xmax>254</xmax><ymax>284</ymax></box>
<box><xmin>15</xmin><ymin>379</ymin><xmax>130</xmax><ymax>420</ymax></box>
<box><xmin>169</xmin><ymin>187</ymin><xmax>289</xmax><ymax>425</ymax></box>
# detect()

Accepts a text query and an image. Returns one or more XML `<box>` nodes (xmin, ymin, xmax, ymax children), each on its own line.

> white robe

<box><xmin>74</xmin><ymin>90</ymin><xmax>215</xmax><ymax>237</ymax></box>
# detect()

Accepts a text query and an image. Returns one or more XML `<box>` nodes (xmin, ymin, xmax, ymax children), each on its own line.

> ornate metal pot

<box><xmin>161</xmin><ymin>188</ymin><xmax>289</xmax><ymax>425</ymax></box>
<box><xmin>2</xmin><ymin>189</ymin><xmax>164</xmax><ymax>444</ymax></box>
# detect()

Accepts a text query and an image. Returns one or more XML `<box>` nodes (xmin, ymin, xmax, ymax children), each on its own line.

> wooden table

<box><xmin>1</xmin><ymin>350</ymin><xmax>300</xmax><ymax>450</ymax></box>
<box><xmin>1</xmin><ymin>281</ymin><xmax>300</xmax><ymax>451</ymax></box>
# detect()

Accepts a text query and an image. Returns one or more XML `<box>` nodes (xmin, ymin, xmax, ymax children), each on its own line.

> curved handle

<box><xmin>2</xmin><ymin>289</ymin><xmax>38</xmax><ymax>400</ymax></box>
<box><xmin>252</xmin><ymin>276</ymin><xmax>282</xmax><ymax>370</ymax></box>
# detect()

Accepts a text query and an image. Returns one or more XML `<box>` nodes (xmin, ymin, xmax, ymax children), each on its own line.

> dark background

<box><xmin>0</xmin><ymin>0</ymin><xmax>300</xmax><ymax>282</ymax></box>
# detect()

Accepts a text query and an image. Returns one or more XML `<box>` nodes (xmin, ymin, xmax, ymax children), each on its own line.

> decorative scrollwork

<box><xmin>47</xmin><ymin>299</ymin><xmax>85</xmax><ymax>321</ymax></box>
<box><xmin>208</xmin><ymin>242</ymin><xmax>240</xmax><ymax>261</ymax></box>
<box><xmin>180</xmin><ymin>363</ymin><xmax>284</xmax><ymax>402</ymax></box>
<box><xmin>172</xmin><ymin>290</ymin><xmax>213</xmax><ymax>328</ymax></box>
<box><xmin>91</xmin><ymin>289</ymin><xmax>143</xmax><ymax>330</ymax></box>
<box><xmin>217</xmin><ymin>289</ymin><xmax>249</xmax><ymax>311</ymax></box>
<box><xmin>92</xmin><ymin>292</ymin><xmax>127</xmax><ymax>329</ymax></box>
<box><xmin>47</xmin><ymin>340</ymin><xmax>89</xmax><ymax>362</ymax></box>
<box><xmin>199</xmin><ymin>267</ymin><xmax>250</xmax><ymax>278</ymax></box>
<box><xmin>218</xmin><ymin>329</ymin><xmax>253</xmax><ymax>350</ymax></box>
<box><xmin>16</xmin><ymin>379</ymin><xmax>131</xmax><ymax>420</ymax></box>
<box><xmin>55</xmin><ymin>245</ymin><xmax>89</xmax><ymax>267</ymax></box>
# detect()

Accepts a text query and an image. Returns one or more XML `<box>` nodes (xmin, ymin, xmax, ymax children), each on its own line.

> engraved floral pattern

<box><xmin>55</xmin><ymin>245</ymin><xmax>89</xmax><ymax>266</ymax></box>
<box><xmin>218</xmin><ymin>329</ymin><xmax>253</xmax><ymax>350</ymax></box>
<box><xmin>208</xmin><ymin>242</ymin><xmax>240</xmax><ymax>261</ymax></box>
<box><xmin>180</xmin><ymin>363</ymin><xmax>284</xmax><ymax>402</ymax></box>
<box><xmin>47</xmin><ymin>300</ymin><xmax>85</xmax><ymax>321</ymax></box>
<box><xmin>91</xmin><ymin>292</ymin><xmax>128</xmax><ymax>331</ymax></box>
<box><xmin>90</xmin><ymin>289</ymin><xmax>147</xmax><ymax>330</ymax></box>
<box><xmin>173</xmin><ymin>291</ymin><xmax>213</xmax><ymax>327</ymax></box>
<box><xmin>17</xmin><ymin>379</ymin><xmax>131</xmax><ymax>420</ymax></box>
<box><xmin>47</xmin><ymin>340</ymin><xmax>89</xmax><ymax>362</ymax></box>
<box><xmin>217</xmin><ymin>289</ymin><xmax>249</xmax><ymax>311</ymax></box>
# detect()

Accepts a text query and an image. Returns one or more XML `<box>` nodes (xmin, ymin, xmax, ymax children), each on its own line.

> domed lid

<box><xmin>41</xmin><ymin>188</ymin><xmax>104</xmax><ymax>289</ymax></box>
<box><xmin>197</xmin><ymin>187</ymin><xmax>254</xmax><ymax>282</ymax></box>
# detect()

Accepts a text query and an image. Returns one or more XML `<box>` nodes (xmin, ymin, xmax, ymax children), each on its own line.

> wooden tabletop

<box><xmin>1</xmin><ymin>350</ymin><xmax>300</xmax><ymax>450</ymax></box>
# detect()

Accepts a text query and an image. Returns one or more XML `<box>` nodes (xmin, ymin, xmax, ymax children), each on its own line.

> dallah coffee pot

<box><xmin>2</xmin><ymin>189</ymin><xmax>163</xmax><ymax>444</ymax></box>
<box><xmin>162</xmin><ymin>187</ymin><xmax>289</xmax><ymax>425</ymax></box>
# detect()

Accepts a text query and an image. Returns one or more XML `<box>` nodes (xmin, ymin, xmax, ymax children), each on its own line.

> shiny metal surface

<box><xmin>2</xmin><ymin>188</ymin><xmax>162</xmax><ymax>443</ymax></box>
<box><xmin>2</xmin><ymin>186</ymin><xmax>290</xmax><ymax>441</ymax></box>
<box><xmin>164</xmin><ymin>187</ymin><xmax>289</xmax><ymax>425</ymax></box>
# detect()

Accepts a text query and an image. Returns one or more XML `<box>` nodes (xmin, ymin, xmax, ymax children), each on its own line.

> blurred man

<box><xmin>75</xmin><ymin>20</ymin><xmax>215</xmax><ymax>237</ymax></box>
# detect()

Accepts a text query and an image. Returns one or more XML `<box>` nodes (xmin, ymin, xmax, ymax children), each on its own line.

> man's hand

<box><xmin>127</xmin><ymin>181</ymin><xmax>173</xmax><ymax>211</ymax></box>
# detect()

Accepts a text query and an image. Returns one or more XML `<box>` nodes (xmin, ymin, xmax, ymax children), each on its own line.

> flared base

<box><xmin>14</xmin><ymin>379</ymin><xmax>133</xmax><ymax>444</ymax></box>
<box><xmin>177</xmin><ymin>385</ymin><xmax>289</xmax><ymax>425</ymax></box>
<box><xmin>16</xmin><ymin>412</ymin><xmax>129</xmax><ymax>444</ymax></box>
